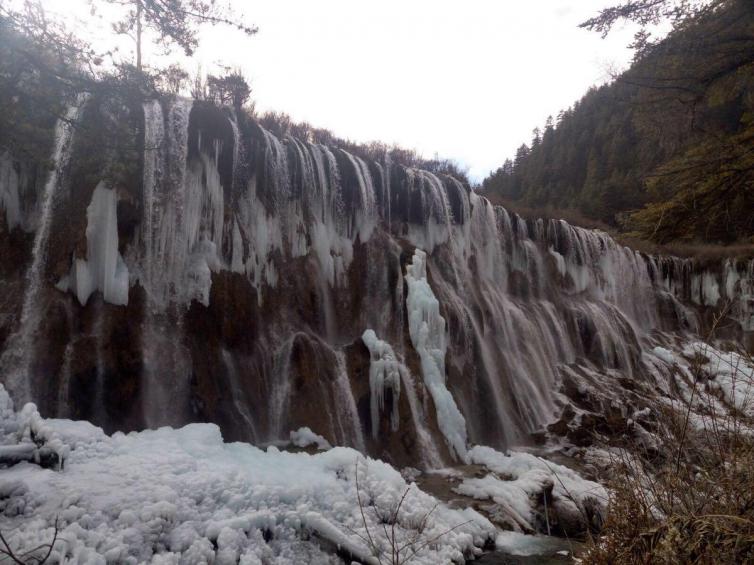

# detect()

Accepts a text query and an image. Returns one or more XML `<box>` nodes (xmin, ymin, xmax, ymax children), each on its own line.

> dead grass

<box><xmin>479</xmin><ymin>192</ymin><xmax>613</xmax><ymax>232</ymax></box>
<box><xmin>582</xmin><ymin>310</ymin><xmax>754</xmax><ymax>564</ymax></box>
<box><xmin>478</xmin><ymin>191</ymin><xmax>754</xmax><ymax>262</ymax></box>
<box><xmin>615</xmin><ymin>235</ymin><xmax>754</xmax><ymax>263</ymax></box>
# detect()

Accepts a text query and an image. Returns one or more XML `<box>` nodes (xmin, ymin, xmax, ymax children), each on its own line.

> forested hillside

<box><xmin>481</xmin><ymin>0</ymin><xmax>754</xmax><ymax>244</ymax></box>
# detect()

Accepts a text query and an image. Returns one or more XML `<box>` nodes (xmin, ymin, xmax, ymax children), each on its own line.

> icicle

<box><xmin>59</xmin><ymin>182</ymin><xmax>130</xmax><ymax>306</ymax></box>
<box><xmin>405</xmin><ymin>249</ymin><xmax>468</xmax><ymax>461</ymax></box>
<box><xmin>361</xmin><ymin>329</ymin><xmax>402</xmax><ymax>437</ymax></box>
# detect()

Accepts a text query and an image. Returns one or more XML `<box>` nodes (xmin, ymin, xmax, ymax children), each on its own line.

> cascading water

<box><xmin>221</xmin><ymin>348</ymin><xmax>257</xmax><ymax>441</ymax></box>
<box><xmin>140</xmin><ymin>98</ymin><xmax>194</xmax><ymax>428</ymax></box>
<box><xmin>332</xmin><ymin>351</ymin><xmax>367</xmax><ymax>452</ymax></box>
<box><xmin>0</xmin><ymin>97</ymin><xmax>86</xmax><ymax>403</ymax></box>
<box><xmin>141</xmin><ymin>98</ymin><xmax>164</xmax><ymax>296</ymax></box>
<box><xmin>1</xmin><ymin>97</ymin><xmax>752</xmax><ymax>470</ymax></box>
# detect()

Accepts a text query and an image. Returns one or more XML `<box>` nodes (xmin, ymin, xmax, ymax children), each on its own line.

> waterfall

<box><xmin>362</xmin><ymin>329</ymin><xmax>442</xmax><ymax>467</ymax></box>
<box><xmin>221</xmin><ymin>348</ymin><xmax>257</xmax><ymax>441</ymax></box>
<box><xmin>140</xmin><ymin>98</ymin><xmax>192</xmax><ymax>429</ymax></box>
<box><xmin>332</xmin><ymin>351</ymin><xmax>366</xmax><ymax>452</ymax></box>
<box><xmin>268</xmin><ymin>338</ymin><xmax>294</xmax><ymax>441</ymax></box>
<box><xmin>141</xmin><ymin>98</ymin><xmax>164</xmax><ymax>298</ymax></box>
<box><xmin>92</xmin><ymin>298</ymin><xmax>106</xmax><ymax>425</ymax></box>
<box><xmin>0</xmin><ymin>152</ymin><xmax>22</xmax><ymax>231</ymax></box>
<box><xmin>0</xmin><ymin>97</ymin><xmax>86</xmax><ymax>403</ymax></box>
<box><xmin>3</xmin><ymin>99</ymin><xmax>752</xmax><ymax>469</ymax></box>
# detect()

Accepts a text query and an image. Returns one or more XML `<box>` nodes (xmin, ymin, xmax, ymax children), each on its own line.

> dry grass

<box><xmin>615</xmin><ymin>235</ymin><xmax>754</xmax><ymax>263</ymax></box>
<box><xmin>582</xmin><ymin>311</ymin><xmax>754</xmax><ymax>564</ymax></box>
<box><xmin>479</xmin><ymin>192</ymin><xmax>613</xmax><ymax>232</ymax></box>
<box><xmin>478</xmin><ymin>191</ymin><xmax>754</xmax><ymax>262</ymax></box>
<box><xmin>583</xmin><ymin>412</ymin><xmax>754</xmax><ymax>564</ymax></box>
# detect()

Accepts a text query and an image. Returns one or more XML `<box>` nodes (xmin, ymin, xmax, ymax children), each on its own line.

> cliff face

<box><xmin>0</xmin><ymin>97</ymin><xmax>752</xmax><ymax>469</ymax></box>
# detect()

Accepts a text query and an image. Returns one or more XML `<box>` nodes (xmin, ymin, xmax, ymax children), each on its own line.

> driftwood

<box><xmin>0</xmin><ymin>444</ymin><xmax>60</xmax><ymax>469</ymax></box>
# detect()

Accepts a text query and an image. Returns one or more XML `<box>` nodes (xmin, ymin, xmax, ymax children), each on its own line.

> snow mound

<box><xmin>289</xmin><ymin>427</ymin><xmax>331</xmax><ymax>450</ymax></box>
<box><xmin>457</xmin><ymin>446</ymin><xmax>607</xmax><ymax>535</ymax></box>
<box><xmin>652</xmin><ymin>346</ymin><xmax>676</xmax><ymax>365</ymax></box>
<box><xmin>0</xmin><ymin>386</ymin><xmax>494</xmax><ymax>564</ymax></box>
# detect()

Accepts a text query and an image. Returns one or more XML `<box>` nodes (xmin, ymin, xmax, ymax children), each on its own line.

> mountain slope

<box><xmin>481</xmin><ymin>0</ymin><xmax>754</xmax><ymax>244</ymax></box>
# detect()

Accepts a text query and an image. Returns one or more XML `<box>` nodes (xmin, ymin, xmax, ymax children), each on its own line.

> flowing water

<box><xmin>0</xmin><ymin>97</ymin><xmax>87</xmax><ymax>403</ymax></box>
<box><xmin>1</xmin><ymin>97</ymin><xmax>751</xmax><ymax>469</ymax></box>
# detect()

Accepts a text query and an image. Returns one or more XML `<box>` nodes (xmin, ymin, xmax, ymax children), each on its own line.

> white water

<box><xmin>268</xmin><ymin>338</ymin><xmax>294</xmax><ymax>441</ymax></box>
<box><xmin>332</xmin><ymin>351</ymin><xmax>366</xmax><ymax>452</ymax></box>
<box><xmin>221</xmin><ymin>348</ymin><xmax>258</xmax><ymax>441</ymax></box>
<box><xmin>0</xmin><ymin>98</ymin><xmax>86</xmax><ymax>403</ymax></box>
<box><xmin>4</xmin><ymin>99</ymin><xmax>752</xmax><ymax>471</ymax></box>
<box><xmin>141</xmin><ymin>98</ymin><xmax>164</xmax><ymax>299</ymax></box>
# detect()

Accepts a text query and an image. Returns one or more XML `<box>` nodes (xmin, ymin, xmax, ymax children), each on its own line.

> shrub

<box><xmin>583</xmin><ymin>314</ymin><xmax>754</xmax><ymax>564</ymax></box>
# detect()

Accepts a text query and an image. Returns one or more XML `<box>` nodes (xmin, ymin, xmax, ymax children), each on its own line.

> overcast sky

<box><xmin>44</xmin><ymin>0</ymin><xmax>645</xmax><ymax>181</ymax></box>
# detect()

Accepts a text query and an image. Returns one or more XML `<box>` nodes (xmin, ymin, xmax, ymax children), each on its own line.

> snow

<box><xmin>59</xmin><ymin>182</ymin><xmax>130</xmax><ymax>306</ymax></box>
<box><xmin>405</xmin><ymin>248</ymin><xmax>468</xmax><ymax>461</ymax></box>
<box><xmin>0</xmin><ymin>385</ymin><xmax>494</xmax><ymax>564</ymax></box>
<box><xmin>652</xmin><ymin>346</ymin><xmax>676</xmax><ymax>365</ymax></box>
<box><xmin>457</xmin><ymin>446</ymin><xmax>607</xmax><ymax>533</ymax></box>
<box><xmin>0</xmin><ymin>394</ymin><xmax>70</xmax><ymax>467</ymax></box>
<box><xmin>289</xmin><ymin>427</ymin><xmax>331</xmax><ymax>450</ymax></box>
<box><xmin>683</xmin><ymin>342</ymin><xmax>754</xmax><ymax>416</ymax></box>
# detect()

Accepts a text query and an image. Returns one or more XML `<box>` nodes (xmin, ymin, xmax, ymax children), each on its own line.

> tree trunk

<box><xmin>136</xmin><ymin>0</ymin><xmax>143</xmax><ymax>71</ymax></box>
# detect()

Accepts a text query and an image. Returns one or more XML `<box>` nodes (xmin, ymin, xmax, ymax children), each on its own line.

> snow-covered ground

<box><xmin>457</xmin><ymin>447</ymin><xmax>606</xmax><ymax>535</ymax></box>
<box><xmin>0</xmin><ymin>383</ymin><xmax>617</xmax><ymax>564</ymax></box>
<box><xmin>0</xmin><ymin>385</ymin><xmax>495</xmax><ymax>564</ymax></box>
<box><xmin>651</xmin><ymin>340</ymin><xmax>754</xmax><ymax>420</ymax></box>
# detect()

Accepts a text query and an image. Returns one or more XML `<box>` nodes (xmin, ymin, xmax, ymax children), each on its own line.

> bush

<box><xmin>583</xmin><ymin>323</ymin><xmax>754</xmax><ymax>564</ymax></box>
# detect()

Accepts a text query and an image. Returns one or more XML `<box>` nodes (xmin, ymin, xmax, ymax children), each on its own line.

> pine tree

<box><xmin>99</xmin><ymin>0</ymin><xmax>257</xmax><ymax>71</ymax></box>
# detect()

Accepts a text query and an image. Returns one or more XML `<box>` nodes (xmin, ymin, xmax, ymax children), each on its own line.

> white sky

<box><xmin>42</xmin><ymin>0</ymin><xmax>644</xmax><ymax>181</ymax></box>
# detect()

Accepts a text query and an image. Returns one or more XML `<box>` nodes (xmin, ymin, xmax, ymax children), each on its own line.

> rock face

<box><xmin>0</xmin><ymin>97</ymin><xmax>752</xmax><ymax>469</ymax></box>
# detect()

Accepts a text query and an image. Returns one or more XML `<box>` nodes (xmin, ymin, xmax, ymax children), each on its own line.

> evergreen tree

<box><xmin>99</xmin><ymin>0</ymin><xmax>257</xmax><ymax>71</ymax></box>
<box><xmin>481</xmin><ymin>0</ymin><xmax>754</xmax><ymax>244</ymax></box>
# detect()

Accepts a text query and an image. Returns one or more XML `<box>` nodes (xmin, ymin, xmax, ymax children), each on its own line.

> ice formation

<box><xmin>405</xmin><ymin>249</ymin><xmax>469</xmax><ymax>461</ymax></box>
<box><xmin>58</xmin><ymin>182</ymin><xmax>130</xmax><ymax>306</ymax></box>
<box><xmin>361</xmin><ymin>329</ymin><xmax>443</xmax><ymax>468</ymax></box>
<box><xmin>361</xmin><ymin>329</ymin><xmax>403</xmax><ymax>437</ymax></box>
